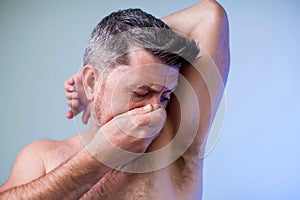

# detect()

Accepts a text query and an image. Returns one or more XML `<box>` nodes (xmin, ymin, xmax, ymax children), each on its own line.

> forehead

<box><xmin>113</xmin><ymin>49</ymin><xmax>179</xmax><ymax>90</ymax></box>
<box><xmin>127</xmin><ymin>64</ymin><xmax>178</xmax><ymax>90</ymax></box>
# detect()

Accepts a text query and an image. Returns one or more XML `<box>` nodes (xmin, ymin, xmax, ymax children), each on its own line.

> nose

<box><xmin>149</xmin><ymin>94</ymin><xmax>167</xmax><ymax>109</ymax></box>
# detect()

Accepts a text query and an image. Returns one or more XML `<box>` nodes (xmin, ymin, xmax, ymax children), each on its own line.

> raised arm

<box><xmin>163</xmin><ymin>0</ymin><xmax>230</xmax><ymax>78</ymax></box>
<box><xmin>162</xmin><ymin>0</ymin><xmax>230</xmax><ymax>158</ymax></box>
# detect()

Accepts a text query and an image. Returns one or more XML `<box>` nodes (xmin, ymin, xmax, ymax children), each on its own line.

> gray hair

<box><xmin>83</xmin><ymin>8</ymin><xmax>200</xmax><ymax>73</ymax></box>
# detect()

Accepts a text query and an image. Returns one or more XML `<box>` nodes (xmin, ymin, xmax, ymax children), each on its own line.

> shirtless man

<box><xmin>0</xmin><ymin>0</ymin><xmax>229</xmax><ymax>199</ymax></box>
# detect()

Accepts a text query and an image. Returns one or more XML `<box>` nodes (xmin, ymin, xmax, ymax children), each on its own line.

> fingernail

<box><xmin>144</xmin><ymin>104</ymin><xmax>152</xmax><ymax>111</ymax></box>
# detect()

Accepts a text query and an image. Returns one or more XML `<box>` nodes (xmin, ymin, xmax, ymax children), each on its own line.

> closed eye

<box><xmin>133</xmin><ymin>91</ymin><xmax>151</xmax><ymax>98</ymax></box>
<box><xmin>132</xmin><ymin>86</ymin><xmax>174</xmax><ymax>102</ymax></box>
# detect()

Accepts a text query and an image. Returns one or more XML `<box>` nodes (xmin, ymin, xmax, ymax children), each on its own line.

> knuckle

<box><xmin>130</xmin><ymin>106</ymin><xmax>145</xmax><ymax>116</ymax></box>
<box><xmin>72</xmin><ymin>92</ymin><xmax>78</xmax><ymax>99</ymax></box>
<box><xmin>138</xmin><ymin>129</ymin><xmax>147</xmax><ymax>138</ymax></box>
<box><xmin>136</xmin><ymin>118</ymin><xmax>144</xmax><ymax>127</ymax></box>
<box><xmin>67</xmin><ymin>93</ymin><xmax>72</xmax><ymax>99</ymax></box>
<box><xmin>128</xmin><ymin>109</ymin><xmax>138</xmax><ymax>117</ymax></box>
<box><xmin>68</xmin><ymin>101</ymin><xmax>72</xmax><ymax>107</ymax></box>
<box><xmin>131</xmin><ymin>116</ymin><xmax>142</xmax><ymax>127</ymax></box>
<box><xmin>72</xmin><ymin>100</ymin><xmax>79</xmax><ymax>107</ymax></box>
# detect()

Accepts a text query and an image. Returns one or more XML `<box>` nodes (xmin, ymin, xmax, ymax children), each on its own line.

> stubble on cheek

<box><xmin>93</xmin><ymin>97</ymin><xmax>102</xmax><ymax>127</ymax></box>
<box><xmin>93</xmin><ymin>78</ymin><xmax>119</xmax><ymax>127</ymax></box>
<box><xmin>93</xmin><ymin>81</ymin><xmax>108</xmax><ymax>127</ymax></box>
<box><xmin>93</xmin><ymin>66</ymin><xmax>134</xmax><ymax>126</ymax></box>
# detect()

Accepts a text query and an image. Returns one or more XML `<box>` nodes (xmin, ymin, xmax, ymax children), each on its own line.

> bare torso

<box><xmin>43</xmin><ymin>123</ymin><xmax>203</xmax><ymax>200</ymax></box>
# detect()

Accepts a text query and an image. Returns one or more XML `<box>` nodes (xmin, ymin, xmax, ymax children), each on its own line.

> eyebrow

<box><xmin>137</xmin><ymin>84</ymin><xmax>177</xmax><ymax>93</ymax></box>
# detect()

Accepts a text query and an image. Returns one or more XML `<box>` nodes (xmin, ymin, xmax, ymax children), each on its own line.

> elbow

<box><xmin>201</xmin><ymin>0</ymin><xmax>228</xmax><ymax>23</ymax></box>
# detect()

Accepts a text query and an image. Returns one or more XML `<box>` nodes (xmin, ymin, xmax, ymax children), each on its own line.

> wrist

<box><xmin>85</xmin><ymin>128</ymin><xmax>142</xmax><ymax>169</ymax></box>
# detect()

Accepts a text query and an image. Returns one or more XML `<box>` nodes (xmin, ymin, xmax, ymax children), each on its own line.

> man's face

<box><xmin>93</xmin><ymin>49</ymin><xmax>179</xmax><ymax>126</ymax></box>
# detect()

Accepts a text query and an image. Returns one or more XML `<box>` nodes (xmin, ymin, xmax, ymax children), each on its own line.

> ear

<box><xmin>82</xmin><ymin>65</ymin><xmax>99</xmax><ymax>101</ymax></box>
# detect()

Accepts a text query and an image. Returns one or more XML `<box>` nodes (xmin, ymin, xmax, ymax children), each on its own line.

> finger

<box><xmin>66</xmin><ymin>110</ymin><xmax>74</xmax><ymax>119</ymax></box>
<box><xmin>65</xmin><ymin>92</ymin><xmax>72</xmax><ymax>100</ymax></box>
<box><xmin>129</xmin><ymin>104</ymin><xmax>153</xmax><ymax>116</ymax></box>
<box><xmin>71</xmin><ymin>107</ymin><xmax>82</xmax><ymax>117</ymax></box>
<box><xmin>64</xmin><ymin>82</ymin><xmax>74</xmax><ymax>92</ymax></box>
<box><xmin>66</xmin><ymin>74</ymin><xmax>75</xmax><ymax>84</ymax></box>
<box><xmin>65</xmin><ymin>91</ymin><xmax>79</xmax><ymax>100</ymax></box>
<box><xmin>68</xmin><ymin>99</ymin><xmax>80</xmax><ymax>108</ymax></box>
<box><xmin>64</xmin><ymin>76</ymin><xmax>74</xmax><ymax>89</ymax></box>
<box><xmin>65</xmin><ymin>85</ymin><xmax>74</xmax><ymax>92</ymax></box>
<box><xmin>130</xmin><ymin>114</ymin><xmax>151</xmax><ymax>127</ymax></box>
<box><xmin>129</xmin><ymin>109</ymin><xmax>166</xmax><ymax>138</ymax></box>
<box><xmin>132</xmin><ymin>107</ymin><xmax>165</xmax><ymax>127</ymax></box>
<box><xmin>147</xmin><ymin>108</ymin><xmax>166</xmax><ymax>127</ymax></box>
<box><xmin>82</xmin><ymin>103</ymin><xmax>92</xmax><ymax>124</ymax></box>
<box><xmin>139</xmin><ymin>108</ymin><xmax>166</xmax><ymax>138</ymax></box>
<box><xmin>126</xmin><ymin>105</ymin><xmax>153</xmax><ymax>126</ymax></box>
<box><xmin>68</xmin><ymin>86</ymin><xmax>75</xmax><ymax>92</ymax></box>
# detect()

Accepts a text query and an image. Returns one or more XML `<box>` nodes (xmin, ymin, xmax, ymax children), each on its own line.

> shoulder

<box><xmin>12</xmin><ymin>139</ymin><xmax>57</xmax><ymax>172</ymax></box>
<box><xmin>0</xmin><ymin>140</ymin><xmax>52</xmax><ymax>192</ymax></box>
<box><xmin>23</xmin><ymin>139</ymin><xmax>62</xmax><ymax>154</ymax></box>
<box><xmin>39</xmin><ymin>138</ymin><xmax>80</xmax><ymax>173</ymax></box>
<box><xmin>0</xmin><ymin>139</ymin><xmax>72</xmax><ymax>192</ymax></box>
<box><xmin>21</xmin><ymin>139</ymin><xmax>67</xmax><ymax>164</ymax></box>
<box><xmin>163</xmin><ymin>0</ymin><xmax>230</xmax><ymax>77</ymax></box>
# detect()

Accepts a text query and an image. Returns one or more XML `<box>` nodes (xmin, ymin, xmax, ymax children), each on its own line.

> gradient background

<box><xmin>0</xmin><ymin>0</ymin><xmax>299</xmax><ymax>199</ymax></box>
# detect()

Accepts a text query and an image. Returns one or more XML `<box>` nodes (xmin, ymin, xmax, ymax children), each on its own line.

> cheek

<box><xmin>107</xmin><ymin>88</ymin><xmax>140</xmax><ymax>118</ymax></box>
<box><xmin>93</xmin><ymin>82</ymin><xmax>119</xmax><ymax>124</ymax></box>
<box><xmin>94</xmin><ymin>89</ymin><xmax>108</xmax><ymax>124</ymax></box>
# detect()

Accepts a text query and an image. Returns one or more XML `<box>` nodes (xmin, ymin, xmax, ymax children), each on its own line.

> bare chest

<box><xmin>81</xmin><ymin>168</ymin><xmax>171</xmax><ymax>200</ymax></box>
<box><xmin>80</xmin><ymin>160</ymin><xmax>202</xmax><ymax>200</ymax></box>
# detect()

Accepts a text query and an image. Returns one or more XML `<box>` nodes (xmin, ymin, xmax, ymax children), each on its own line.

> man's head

<box><xmin>81</xmin><ymin>8</ymin><xmax>199</xmax><ymax>126</ymax></box>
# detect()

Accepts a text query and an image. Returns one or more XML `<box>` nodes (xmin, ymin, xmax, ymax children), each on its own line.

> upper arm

<box><xmin>0</xmin><ymin>141</ymin><xmax>46</xmax><ymax>193</ymax></box>
<box><xmin>164</xmin><ymin>0</ymin><xmax>230</xmax><ymax>77</ymax></box>
<box><xmin>191</xmin><ymin>0</ymin><xmax>230</xmax><ymax>81</ymax></box>
<box><xmin>163</xmin><ymin>0</ymin><xmax>230</xmax><ymax>158</ymax></box>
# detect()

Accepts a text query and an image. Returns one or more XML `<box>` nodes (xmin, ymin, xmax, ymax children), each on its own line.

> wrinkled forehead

<box><xmin>121</xmin><ymin>63</ymin><xmax>179</xmax><ymax>90</ymax></box>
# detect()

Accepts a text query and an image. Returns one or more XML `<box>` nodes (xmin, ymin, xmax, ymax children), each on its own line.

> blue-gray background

<box><xmin>0</xmin><ymin>0</ymin><xmax>299</xmax><ymax>199</ymax></box>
